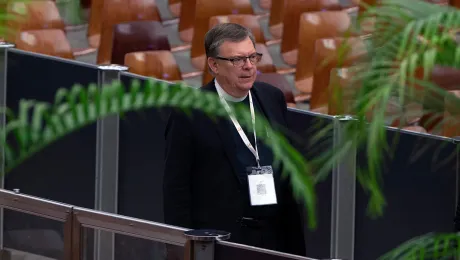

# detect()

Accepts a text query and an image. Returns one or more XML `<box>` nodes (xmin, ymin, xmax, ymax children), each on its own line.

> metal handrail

<box><xmin>0</xmin><ymin>189</ymin><xmax>72</xmax><ymax>221</ymax></box>
<box><xmin>0</xmin><ymin>188</ymin><xmax>323</xmax><ymax>260</ymax></box>
<box><xmin>72</xmin><ymin>206</ymin><xmax>188</xmax><ymax>246</ymax></box>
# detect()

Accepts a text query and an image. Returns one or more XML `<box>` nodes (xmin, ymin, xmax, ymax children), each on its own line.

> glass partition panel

<box><xmin>215</xmin><ymin>241</ymin><xmax>318</xmax><ymax>260</ymax></box>
<box><xmin>354</xmin><ymin>129</ymin><xmax>459</xmax><ymax>259</ymax></box>
<box><xmin>73</xmin><ymin>206</ymin><xmax>188</xmax><ymax>260</ymax></box>
<box><xmin>0</xmin><ymin>189</ymin><xmax>72</xmax><ymax>259</ymax></box>
<box><xmin>79</xmin><ymin>227</ymin><xmax>181</xmax><ymax>260</ymax></box>
<box><xmin>5</xmin><ymin>49</ymin><xmax>99</xmax><ymax>208</ymax></box>
<box><xmin>117</xmin><ymin>72</ymin><xmax>171</xmax><ymax>223</ymax></box>
<box><xmin>3</xmin><ymin>209</ymin><xmax>64</xmax><ymax>259</ymax></box>
<box><xmin>4</xmin><ymin>50</ymin><xmax>99</xmax><ymax>256</ymax></box>
<box><xmin>286</xmin><ymin>109</ymin><xmax>334</xmax><ymax>258</ymax></box>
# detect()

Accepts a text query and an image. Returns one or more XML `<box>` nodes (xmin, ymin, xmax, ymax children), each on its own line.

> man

<box><xmin>163</xmin><ymin>23</ymin><xmax>305</xmax><ymax>255</ymax></box>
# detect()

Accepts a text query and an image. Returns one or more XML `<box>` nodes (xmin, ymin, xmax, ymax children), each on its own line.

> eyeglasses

<box><xmin>215</xmin><ymin>52</ymin><xmax>263</xmax><ymax>67</ymax></box>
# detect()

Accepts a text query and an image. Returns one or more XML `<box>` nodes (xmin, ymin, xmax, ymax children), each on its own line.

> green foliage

<box><xmin>0</xmin><ymin>0</ymin><xmax>31</xmax><ymax>39</ymax></box>
<box><xmin>321</xmin><ymin>0</ymin><xmax>460</xmax><ymax>219</ymax></box>
<box><xmin>320</xmin><ymin>0</ymin><xmax>460</xmax><ymax>258</ymax></box>
<box><xmin>379</xmin><ymin>233</ymin><xmax>460</xmax><ymax>260</ymax></box>
<box><xmin>0</xmin><ymin>79</ymin><xmax>318</xmax><ymax>228</ymax></box>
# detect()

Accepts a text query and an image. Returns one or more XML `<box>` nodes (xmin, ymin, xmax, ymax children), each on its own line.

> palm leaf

<box><xmin>320</xmin><ymin>0</ymin><xmax>460</xmax><ymax>258</ymax></box>
<box><xmin>323</xmin><ymin>0</ymin><xmax>460</xmax><ymax>219</ymax></box>
<box><xmin>379</xmin><ymin>233</ymin><xmax>460</xmax><ymax>260</ymax></box>
<box><xmin>0</xmin><ymin>0</ymin><xmax>34</xmax><ymax>40</ymax></box>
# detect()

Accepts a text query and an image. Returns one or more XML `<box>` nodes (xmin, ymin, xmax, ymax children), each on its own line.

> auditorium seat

<box><xmin>358</xmin><ymin>0</ymin><xmax>376</xmax><ymax>15</ymax></box>
<box><xmin>125</xmin><ymin>51</ymin><xmax>183</xmax><ymax>81</ymax></box>
<box><xmin>327</xmin><ymin>66</ymin><xmax>426</xmax><ymax>130</ymax></box>
<box><xmin>81</xmin><ymin>0</ymin><xmax>92</xmax><ymax>9</ymax></box>
<box><xmin>87</xmin><ymin>0</ymin><xmax>104</xmax><ymax>48</ymax></box>
<box><xmin>419</xmin><ymin>66</ymin><xmax>460</xmax><ymax>135</ymax></box>
<box><xmin>256</xmin><ymin>73</ymin><xmax>296</xmax><ymax>107</ymax></box>
<box><xmin>280</xmin><ymin>0</ymin><xmax>343</xmax><ymax>66</ymax></box>
<box><xmin>327</xmin><ymin>67</ymin><xmax>424</xmax><ymax>130</ymax></box>
<box><xmin>110</xmin><ymin>21</ymin><xmax>170</xmax><ymax>65</ymax></box>
<box><xmin>178</xmin><ymin>0</ymin><xmax>197</xmax><ymax>43</ymax></box>
<box><xmin>443</xmin><ymin>90</ymin><xmax>460</xmax><ymax>137</ymax></box>
<box><xmin>125</xmin><ymin>50</ymin><xmax>201</xmax><ymax>81</ymax></box>
<box><xmin>6</xmin><ymin>0</ymin><xmax>65</xmax><ymax>41</ymax></box>
<box><xmin>96</xmin><ymin>0</ymin><xmax>162</xmax><ymax>64</ymax></box>
<box><xmin>309</xmin><ymin>37</ymin><xmax>366</xmax><ymax>114</ymax></box>
<box><xmin>268</xmin><ymin>0</ymin><xmax>285</xmax><ymax>41</ymax></box>
<box><xmin>419</xmin><ymin>112</ymin><xmax>443</xmax><ymax>134</ymax></box>
<box><xmin>15</xmin><ymin>29</ymin><xmax>75</xmax><ymax>59</ymax></box>
<box><xmin>209</xmin><ymin>15</ymin><xmax>266</xmax><ymax>43</ymax></box>
<box><xmin>169</xmin><ymin>0</ymin><xmax>181</xmax><ymax>18</ymax></box>
<box><xmin>201</xmin><ymin>43</ymin><xmax>276</xmax><ymax>85</ymax></box>
<box><xmin>327</xmin><ymin>67</ymin><xmax>357</xmax><ymax>116</ymax></box>
<box><xmin>295</xmin><ymin>11</ymin><xmax>353</xmax><ymax>102</ymax></box>
<box><xmin>402</xmin><ymin>126</ymin><xmax>428</xmax><ymax>133</ymax></box>
<box><xmin>190</xmin><ymin>0</ymin><xmax>255</xmax><ymax>70</ymax></box>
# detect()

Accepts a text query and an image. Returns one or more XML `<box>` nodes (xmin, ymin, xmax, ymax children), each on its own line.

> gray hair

<box><xmin>204</xmin><ymin>23</ymin><xmax>256</xmax><ymax>59</ymax></box>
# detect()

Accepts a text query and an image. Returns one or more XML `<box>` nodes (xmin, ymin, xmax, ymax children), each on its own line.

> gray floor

<box><xmin>64</xmin><ymin>0</ymin><xmax>317</xmax><ymax>110</ymax></box>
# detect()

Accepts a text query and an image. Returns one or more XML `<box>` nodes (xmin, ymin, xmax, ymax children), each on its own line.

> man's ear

<box><xmin>207</xmin><ymin>57</ymin><xmax>218</xmax><ymax>74</ymax></box>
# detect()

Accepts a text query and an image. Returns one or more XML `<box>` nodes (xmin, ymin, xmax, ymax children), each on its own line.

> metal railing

<box><xmin>0</xmin><ymin>188</ymin><xmax>321</xmax><ymax>260</ymax></box>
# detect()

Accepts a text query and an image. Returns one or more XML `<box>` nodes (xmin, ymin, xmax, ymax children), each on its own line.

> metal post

<box><xmin>330</xmin><ymin>115</ymin><xmax>357</xmax><ymax>260</ymax></box>
<box><xmin>183</xmin><ymin>229</ymin><xmax>231</xmax><ymax>260</ymax></box>
<box><xmin>455</xmin><ymin>137</ymin><xmax>460</xmax><ymax>230</ymax></box>
<box><xmin>455</xmin><ymin>138</ymin><xmax>460</xmax><ymax>260</ymax></box>
<box><xmin>0</xmin><ymin>42</ymin><xmax>14</xmax><ymax>250</ymax></box>
<box><xmin>94</xmin><ymin>64</ymin><xmax>127</xmax><ymax>260</ymax></box>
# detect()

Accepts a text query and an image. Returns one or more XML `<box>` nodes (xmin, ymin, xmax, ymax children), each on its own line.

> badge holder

<box><xmin>246</xmin><ymin>165</ymin><xmax>277</xmax><ymax>206</ymax></box>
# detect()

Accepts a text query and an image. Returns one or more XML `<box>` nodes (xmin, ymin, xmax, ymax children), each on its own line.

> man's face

<box><xmin>208</xmin><ymin>37</ymin><xmax>260</xmax><ymax>95</ymax></box>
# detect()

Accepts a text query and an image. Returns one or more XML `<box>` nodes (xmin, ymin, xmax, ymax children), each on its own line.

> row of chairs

<box><xmin>4</xmin><ymin>0</ymin><xmax>94</xmax><ymax>57</ymax></box>
<box><xmin>4</xmin><ymin>0</ymin><xmax>459</xmax><ymax>137</ymax></box>
<box><xmin>323</xmin><ymin>38</ymin><xmax>459</xmax><ymax>137</ymax></box>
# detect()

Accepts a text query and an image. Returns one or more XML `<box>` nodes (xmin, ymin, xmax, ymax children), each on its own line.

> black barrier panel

<box><xmin>286</xmin><ymin>109</ymin><xmax>334</xmax><ymax>259</ymax></box>
<box><xmin>116</xmin><ymin>73</ymin><xmax>170</xmax><ymax>260</ymax></box>
<box><xmin>118</xmin><ymin>73</ymin><xmax>169</xmax><ymax>221</ymax></box>
<box><xmin>354</xmin><ymin>129</ymin><xmax>459</xmax><ymax>259</ymax></box>
<box><xmin>4</xmin><ymin>49</ymin><xmax>97</xmax><ymax>257</ymax></box>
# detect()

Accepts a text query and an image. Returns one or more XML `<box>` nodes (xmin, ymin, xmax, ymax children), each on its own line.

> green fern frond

<box><xmin>379</xmin><ymin>232</ymin><xmax>460</xmax><ymax>260</ymax></box>
<box><xmin>0</xmin><ymin>79</ymin><xmax>318</xmax><ymax>228</ymax></box>
<box><xmin>331</xmin><ymin>0</ymin><xmax>460</xmax><ymax>218</ymax></box>
<box><xmin>0</xmin><ymin>0</ymin><xmax>33</xmax><ymax>38</ymax></box>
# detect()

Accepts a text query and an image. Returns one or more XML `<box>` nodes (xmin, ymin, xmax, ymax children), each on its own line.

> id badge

<box><xmin>246</xmin><ymin>166</ymin><xmax>277</xmax><ymax>206</ymax></box>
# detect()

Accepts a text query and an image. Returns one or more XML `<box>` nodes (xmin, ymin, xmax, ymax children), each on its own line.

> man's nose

<box><xmin>242</xmin><ymin>58</ymin><xmax>254</xmax><ymax>69</ymax></box>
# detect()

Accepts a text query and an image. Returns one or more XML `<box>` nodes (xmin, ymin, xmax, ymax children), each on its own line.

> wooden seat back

<box><xmin>125</xmin><ymin>50</ymin><xmax>182</xmax><ymax>81</ymax></box>
<box><xmin>96</xmin><ymin>0</ymin><xmax>162</xmax><ymax>64</ymax></box>
<box><xmin>15</xmin><ymin>29</ymin><xmax>74</xmax><ymax>59</ymax></box>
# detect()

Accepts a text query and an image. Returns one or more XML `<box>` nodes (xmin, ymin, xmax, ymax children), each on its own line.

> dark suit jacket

<box><xmin>163</xmin><ymin>80</ymin><xmax>305</xmax><ymax>255</ymax></box>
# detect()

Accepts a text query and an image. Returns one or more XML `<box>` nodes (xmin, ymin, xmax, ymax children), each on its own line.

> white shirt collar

<box><xmin>214</xmin><ymin>79</ymin><xmax>248</xmax><ymax>102</ymax></box>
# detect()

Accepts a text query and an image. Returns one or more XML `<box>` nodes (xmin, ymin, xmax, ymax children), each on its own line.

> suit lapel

<box><xmin>251</xmin><ymin>83</ymin><xmax>278</xmax><ymax>126</ymax></box>
<box><xmin>203</xmin><ymin>81</ymin><xmax>243</xmax><ymax>185</ymax></box>
<box><xmin>215</xmin><ymin>118</ymin><xmax>243</xmax><ymax>185</ymax></box>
